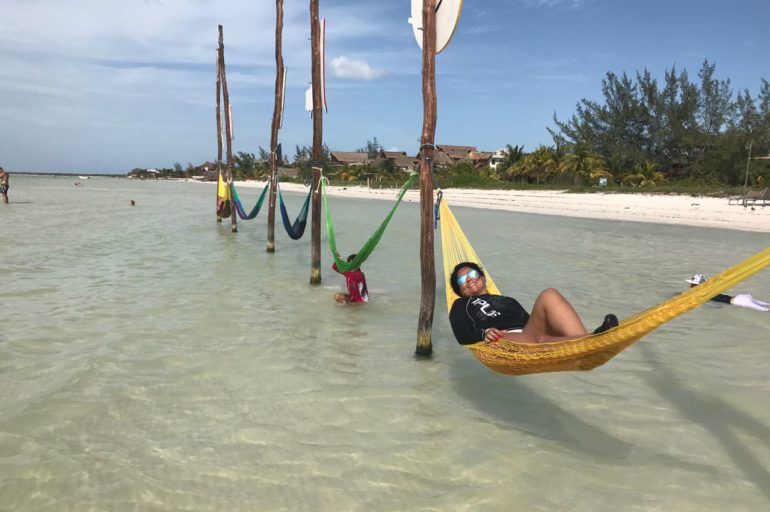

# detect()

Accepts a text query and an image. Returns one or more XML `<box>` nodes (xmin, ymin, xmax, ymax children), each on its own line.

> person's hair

<box><xmin>450</xmin><ymin>261</ymin><xmax>484</xmax><ymax>296</ymax></box>
<box><xmin>346</xmin><ymin>254</ymin><xmax>357</xmax><ymax>263</ymax></box>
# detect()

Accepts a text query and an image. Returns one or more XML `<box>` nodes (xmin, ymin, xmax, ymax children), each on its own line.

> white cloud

<box><xmin>330</xmin><ymin>56</ymin><xmax>387</xmax><ymax>81</ymax></box>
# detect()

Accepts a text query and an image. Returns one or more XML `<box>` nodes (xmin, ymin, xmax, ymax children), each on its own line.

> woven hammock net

<box><xmin>324</xmin><ymin>172</ymin><xmax>417</xmax><ymax>272</ymax></box>
<box><xmin>439</xmin><ymin>200</ymin><xmax>770</xmax><ymax>376</ymax></box>
<box><xmin>231</xmin><ymin>181</ymin><xmax>269</xmax><ymax>220</ymax></box>
<box><xmin>278</xmin><ymin>183</ymin><xmax>311</xmax><ymax>239</ymax></box>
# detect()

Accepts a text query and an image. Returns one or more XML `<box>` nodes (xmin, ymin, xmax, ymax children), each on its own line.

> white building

<box><xmin>489</xmin><ymin>148</ymin><xmax>508</xmax><ymax>170</ymax></box>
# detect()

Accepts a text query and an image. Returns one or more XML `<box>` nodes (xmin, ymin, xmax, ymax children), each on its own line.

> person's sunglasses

<box><xmin>457</xmin><ymin>269</ymin><xmax>481</xmax><ymax>286</ymax></box>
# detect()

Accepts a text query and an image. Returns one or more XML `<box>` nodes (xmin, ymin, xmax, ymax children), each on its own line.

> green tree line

<box><xmin>546</xmin><ymin>59</ymin><xmax>770</xmax><ymax>188</ymax></box>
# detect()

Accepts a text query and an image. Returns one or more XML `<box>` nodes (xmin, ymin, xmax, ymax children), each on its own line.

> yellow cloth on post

<box><xmin>439</xmin><ymin>200</ymin><xmax>770</xmax><ymax>375</ymax></box>
<box><xmin>217</xmin><ymin>173</ymin><xmax>230</xmax><ymax>200</ymax></box>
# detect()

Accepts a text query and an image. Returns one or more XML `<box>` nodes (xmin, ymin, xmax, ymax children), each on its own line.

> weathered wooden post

<box><xmin>218</xmin><ymin>25</ymin><xmax>237</xmax><ymax>233</ymax></box>
<box><xmin>415</xmin><ymin>0</ymin><xmax>437</xmax><ymax>356</ymax></box>
<box><xmin>215</xmin><ymin>44</ymin><xmax>224</xmax><ymax>223</ymax></box>
<box><xmin>266</xmin><ymin>0</ymin><xmax>285</xmax><ymax>252</ymax></box>
<box><xmin>309</xmin><ymin>0</ymin><xmax>323</xmax><ymax>284</ymax></box>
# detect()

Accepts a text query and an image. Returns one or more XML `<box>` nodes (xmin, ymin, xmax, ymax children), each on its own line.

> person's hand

<box><xmin>484</xmin><ymin>328</ymin><xmax>503</xmax><ymax>343</ymax></box>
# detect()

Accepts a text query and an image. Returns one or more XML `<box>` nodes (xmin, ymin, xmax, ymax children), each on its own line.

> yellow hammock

<box><xmin>439</xmin><ymin>200</ymin><xmax>770</xmax><ymax>375</ymax></box>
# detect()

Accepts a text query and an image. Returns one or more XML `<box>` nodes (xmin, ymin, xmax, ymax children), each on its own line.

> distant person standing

<box><xmin>0</xmin><ymin>167</ymin><xmax>9</xmax><ymax>204</ymax></box>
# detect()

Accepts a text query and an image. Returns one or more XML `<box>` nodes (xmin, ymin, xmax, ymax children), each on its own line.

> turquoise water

<box><xmin>1</xmin><ymin>175</ymin><xmax>769</xmax><ymax>511</ymax></box>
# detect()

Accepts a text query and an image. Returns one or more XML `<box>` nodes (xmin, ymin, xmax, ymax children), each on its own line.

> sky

<box><xmin>1</xmin><ymin>0</ymin><xmax>768</xmax><ymax>174</ymax></box>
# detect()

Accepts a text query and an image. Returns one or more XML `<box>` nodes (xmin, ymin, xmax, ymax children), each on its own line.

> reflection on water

<box><xmin>1</xmin><ymin>176</ymin><xmax>769</xmax><ymax>511</ymax></box>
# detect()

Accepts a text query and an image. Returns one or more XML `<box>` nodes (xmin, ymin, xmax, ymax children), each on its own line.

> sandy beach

<box><xmin>227</xmin><ymin>180</ymin><xmax>770</xmax><ymax>233</ymax></box>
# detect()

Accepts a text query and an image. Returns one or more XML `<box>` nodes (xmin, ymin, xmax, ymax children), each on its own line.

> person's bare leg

<box><xmin>511</xmin><ymin>288</ymin><xmax>587</xmax><ymax>343</ymax></box>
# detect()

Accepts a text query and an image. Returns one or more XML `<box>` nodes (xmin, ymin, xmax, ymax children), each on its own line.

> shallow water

<box><xmin>1</xmin><ymin>175</ymin><xmax>769</xmax><ymax>511</ymax></box>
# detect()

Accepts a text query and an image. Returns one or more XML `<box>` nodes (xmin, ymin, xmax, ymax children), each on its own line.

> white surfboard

<box><xmin>320</xmin><ymin>18</ymin><xmax>327</xmax><ymax>112</ymax></box>
<box><xmin>408</xmin><ymin>0</ymin><xmax>463</xmax><ymax>54</ymax></box>
<box><xmin>305</xmin><ymin>86</ymin><xmax>313</xmax><ymax>112</ymax></box>
<box><xmin>305</xmin><ymin>18</ymin><xmax>328</xmax><ymax>114</ymax></box>
<box><xmin>278</xmin><ymin>67</ymin><xmax>286</xmax><ymax>128</ymax></box>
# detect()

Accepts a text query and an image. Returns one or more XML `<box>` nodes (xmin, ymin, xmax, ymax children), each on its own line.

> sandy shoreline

<box><xmin>212</xmin><ymin>180</ymin><xmax>770</xmax><ymax>233</ymax></box>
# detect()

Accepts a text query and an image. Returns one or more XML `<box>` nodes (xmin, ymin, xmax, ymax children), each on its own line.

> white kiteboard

<box><xmin>305</xmin><ymin>18</ymin><xmax>328</xmax><ymax>113</ymax></box>
<box><xmin>408</xmin><ymin>0</ymin><xmax>463</xmax><ymax>54</ymax></box>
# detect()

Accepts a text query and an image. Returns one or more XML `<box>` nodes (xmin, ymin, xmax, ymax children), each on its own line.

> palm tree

<box><xmin>508</xmin><ymin>147</ymin><xmax>556</xmax><ymax>185</ymax></box>
<box><xmin>560</xmin><ymin>143</ymin><xmax>606</xmax><ymax>185</ymax></box>
<box><xmin>622</xmin><ymin>160</ymin><xmax>666</xmax><ymax>187</ymax></box>
<box><xmin>503</xmin><ymin>144</ymin><xmax>525</xmax><ymax>169</ymax></box>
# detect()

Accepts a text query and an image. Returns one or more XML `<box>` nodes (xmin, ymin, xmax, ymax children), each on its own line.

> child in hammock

<box><xmin>333</xmin><ymin>254</ymin><xmax>369</xmax><ymax>304</ymax></box>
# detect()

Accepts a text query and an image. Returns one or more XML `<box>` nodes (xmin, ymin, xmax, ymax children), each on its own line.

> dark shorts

<box><xmin>0</xmin><ymin>184</ymin><xmax>7</xmax><ymax>194</ymax></box>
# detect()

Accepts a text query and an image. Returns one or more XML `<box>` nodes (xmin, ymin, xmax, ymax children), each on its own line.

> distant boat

<box><xmin>78</xmin><ymin>176</ymin><xmax>90</xmax><ymax>180</ymax></box>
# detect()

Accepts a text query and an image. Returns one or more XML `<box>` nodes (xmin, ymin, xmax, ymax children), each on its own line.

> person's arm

<box><xmin>332</xmin><ymin>262</ymin><xmax>341</xmax><ymax>274</ymax></box>
<box><xmin>449</xmin><ymin>300</ymin><xmax>485</xmax><ymax>345</ymax></box>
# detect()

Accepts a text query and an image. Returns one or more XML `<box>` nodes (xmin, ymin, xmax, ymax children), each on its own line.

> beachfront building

<box><xmin>277</xmin><ymin>167</ymin><xmax>298</xmax><ymax>179</ymax></box>
<box><xmin>468</xmin><ymin>150</ymin><xmax>494</xmax><ymax>168</ymax></box>
<box><xmin>489</xmin><ymin>148</ymin><xmax>508</xmax><ymax>170</ymax></box>
<box><xmin>431</xmin><ymin>145</ymin><xmax>502</xmax><ymax>170</ymax></box>
<box><xmin>330</xmin><ymin>151</ymin><xmax>369</xmax><ymax>166</ymax></box>
<box><xmin>199</xmin><ymin>162</ymin><xmax>219</xmax><ymax>181</ymax></box>
<box><xmin>436</xmin><ymin>145</ymin><xmax>476</xmax><ymax>165</ymax></box>
<box><xmin>370</xmin><ymin>150</ymin><xmax>420</xmax><ymax>171</ymax></box>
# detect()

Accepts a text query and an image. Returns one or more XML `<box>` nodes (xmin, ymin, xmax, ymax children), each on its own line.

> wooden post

<box><xmin>744</xmin><ymin>140</ymin><xmax>753</xmax><ymax>189</ymax></box>
<box><xmin>215</xmin><ymin>44</ymin><xmax>223</xmax><ymax>223</ymax></box>
<box><xmin>267</xmin><ymin>0</ymin><xmax>285</xmax><ymax>252</ymax></box>
<box><xmin>309</xmin><ymin>0</ymin><xmax>323</xmax><ymax>284</ymax></box>
<box><xmin>416</xmin><ymin>0</ymin><xmax>437</xmax><ymax>356</ymax></box>
<box><xmin>218</xmin><ymin>25</ymin><xmax>237</xmax><ymax>233</ymax></box>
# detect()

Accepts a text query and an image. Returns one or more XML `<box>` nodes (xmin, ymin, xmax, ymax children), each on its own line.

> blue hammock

<box><xmin>278</xmin><ymin>182</ymin><xmax>312</xmax><ymax>240</ymax></box>
<box><xmin>232</xmin><ymin>182</ymin><xmax>269</xmax><ymax>220</ymax></box>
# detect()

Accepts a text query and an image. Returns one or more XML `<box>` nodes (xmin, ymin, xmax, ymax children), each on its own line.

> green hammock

<box><xmin>231</xmin><ymin>182</ymin><xmax>269</xmax><ymax>220</ymax></box>
<box><xmin>323</xmin><ymin>171</ymin><xmax>418</xmax><ymax>272</ymax></box>
<box><xmin>278</xmin><ymin>182</ymin><xmax>312</xmax><ymax>240</ymax></box>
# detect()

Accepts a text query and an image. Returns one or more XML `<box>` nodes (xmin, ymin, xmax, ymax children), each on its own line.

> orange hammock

<box><xmin>439</xmin><ymin>200</ymin><xmax>770</xmax><ymax>375</ymax></box>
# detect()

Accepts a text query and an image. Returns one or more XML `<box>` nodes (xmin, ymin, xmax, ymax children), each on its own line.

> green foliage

<box><xmin>376</xmin><ymin>157</ymin><xmax>396</xmax><ymax>176</ymax></box>
<box><xmin>357</xmin><ymin>137</ymin><xmax>383</xmax><ymax>159</ymax></box>
<box><xmin>550</xmin><ymin>59</ymin><xmax>770</xmax><ymax>186</ymax></box>
<box><xmin>292</xmin><ymin>143</ymin><xmax>330</xmax><ymax>165</ymax></box>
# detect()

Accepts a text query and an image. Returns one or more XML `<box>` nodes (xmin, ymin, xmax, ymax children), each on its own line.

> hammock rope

<box><xmin>231</xmin><ymin>180</ymin><xmax>269</xmax><ymax>220</ymax></box>
<box><xmin>323</xmin><ymin>171</ymin><xmax>418</xmax><ymax>272</ymax></box>
<box><xmin>277</xmin><ymin>181</ymin><xmax>312</xmax><ymax>240</ymax></box>
<box><xmin>439</xmin><ymin>200</ymin><xmax>770</xmax><ymax>375</ymax></box>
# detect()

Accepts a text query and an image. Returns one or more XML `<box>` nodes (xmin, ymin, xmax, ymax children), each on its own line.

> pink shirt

<box><xmin>332</xmin><ymin>263</ymin><xmax>369</xmax><ymax>303</ymax></box>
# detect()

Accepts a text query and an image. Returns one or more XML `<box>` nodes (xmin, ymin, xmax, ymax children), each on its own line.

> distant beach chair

<box><xmin>729</xmin><ymin>187</ymin><xmax>768</xmax><ymax>207</ymax></box>
<box><xmin>743</xmin><ymin>187</ymin><xmax>769</xmax><ymax>207</ymax></box>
